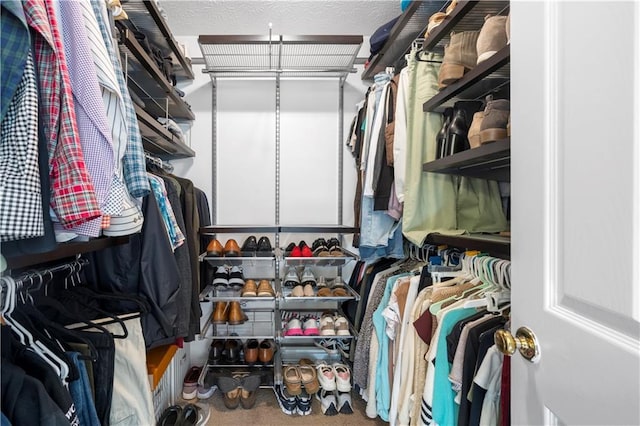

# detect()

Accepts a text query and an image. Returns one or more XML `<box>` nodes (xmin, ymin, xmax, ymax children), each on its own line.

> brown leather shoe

<box><xmin>258</xmin><ymin>339</ymin><xmax>275</xmax><ymax>364</ymax></box>
<box><xmin>257</xmin><ymin>280</ymin><xmax>275</xmax><ymax>297</ymax></box>
<box><xmin>212</xmin><ymin>302</ymin><xmax>229</xmax><ymax>324</ymax></box>
<box><xmin>223</xmin><ymin>239</ymin><xmax>241</xmax><ymax>257</ymax></box>
<box><xmin>206</xmin><ymin>239</ymin><xmax>224</xmax><ymax>256</ymax></box>
<box><xmin>241</xmin><ymin>280</ymin><xmax>258</xmax><ymax>297</ymax></box>
<box><xmin>228</xmin><ymin>301</ymin><xmax>247</xmax><ymax>325</ymax></box>
<box><xmin>244</xmin><ymin>339</ymin><xmax>259</xmax><ymax>365</ymax></box>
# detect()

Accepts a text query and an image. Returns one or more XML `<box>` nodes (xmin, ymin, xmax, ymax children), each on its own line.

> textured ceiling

<box><xmin>160</xmin><ymin>0</ymin><xmax>402</xmax><ymax>37</ymax></box>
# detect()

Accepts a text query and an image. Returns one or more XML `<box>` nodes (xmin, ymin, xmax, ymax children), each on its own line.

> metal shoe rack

<box><xmin>196</xmin><ymin>33</ymin><xmax>364</xmax><ymax>390</ymax></box>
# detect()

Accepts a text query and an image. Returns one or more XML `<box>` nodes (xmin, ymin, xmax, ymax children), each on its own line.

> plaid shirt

<box><xmin>91</xmin><ymin>0</ymin><xmax>150</xmax><ymax>199</ymax></box>
<box><xmin>23</xmin><ymin>0</ymin><xmax>101</xmax><ymax>228</ymax></box>
<box><xmin>1</xmin><ymin>0</ymin><xmax>30</xmax><ymax>122</ymax></box>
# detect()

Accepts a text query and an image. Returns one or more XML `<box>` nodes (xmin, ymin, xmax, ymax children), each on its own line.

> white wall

<box><xmin>171</xmin><ymin>37</ymin><xmax>369</xmax><ymax>365</ymax></box>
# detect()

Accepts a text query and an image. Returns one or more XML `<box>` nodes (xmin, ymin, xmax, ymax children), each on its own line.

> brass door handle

<box><xmin>494</xmin><ymin>326</ymin><xmax>541</xmax><ymax>363</ymax></box>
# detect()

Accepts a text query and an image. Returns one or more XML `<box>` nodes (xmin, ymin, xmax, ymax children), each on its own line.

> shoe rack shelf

<box><xmin>426</xmin><ymin>233</ymin><xmax>511</xmax><ymax>258</ymax></box>
<box><xmin>199</xmin><ymin>364</ymin><xmax>276</xmax><ymax>389</ymax></box>
<box><xmin>361</xmin><ymin>0</ymin><xmax>448</xmax><ymax>80</ymax></box>
<box><xmin>135</xmin><ymin>104</ymin><xmax>195</xmax><ymax>159</ymax></box>
<box><xmin>200</xmin><ymin>254</ymin><xmax>276</xmax><ymax>268</ymax></box>
<box><xmin>280</xmin><ymin>285</ymin><xmax>360</xmax><ymax>302</ymax></box>
<box><xmin>122</xmin><ymin>0</ymin><xmax>194</xmax><ymax>79</ymax></box>
<box><xmin>281</xmin><ymin>249</ymin><xmax>359</xmax><ymax>267</ymax></box>
<box><xmin>422</xmin><ymin>137</ymin><xmax>510</xmax><ymax>181</ymax></box>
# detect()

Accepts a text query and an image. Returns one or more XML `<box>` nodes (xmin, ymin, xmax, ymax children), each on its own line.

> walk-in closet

<box><xmin>1</xmin><ymin>1</ymin><xmax>638</xmax><ymax>425</ymax></box>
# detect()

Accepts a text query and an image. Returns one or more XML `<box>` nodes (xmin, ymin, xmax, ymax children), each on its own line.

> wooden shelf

<box><xmin>423</xmin><ymin>45</ymin><xmax>510</xmax><ymax>112</ymax></box>
<box><xmin>5</xmin><ymin>236</ymin><xmax>130</xmax><ymax>270</ymax></box>
<box><xmin>423</xmin><ymin>138</ymin><xmax>510</xmax><ymax>181</ymax></box>
<box><xmin>123</xmin><ymin>0</ymin><xmax>194</xmax><ymax>79</ymax></box>
<box><xmin>135</xmin><ymin>105</ymin><xmax>194</xmax><ymax>159</ymax></box>
<box><xmin>426</xmin><ymin>233</ymin><xmax>510</xmax><ymax>258</ymax></box>
<box><xmin>119</xmin><ymin>29</ymin><xmax>195</xmax><ymax>120</ymax></box>
<box><xmin>361</xmin><ymin>0</ymin><xmax>447</xmax><ymax>80</ymax></box>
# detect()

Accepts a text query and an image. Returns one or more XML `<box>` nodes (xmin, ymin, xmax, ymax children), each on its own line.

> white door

<box><xmin>511</xmin><ymin>1</ymin><xmax>640</xmax><ymax>424</ymax></box>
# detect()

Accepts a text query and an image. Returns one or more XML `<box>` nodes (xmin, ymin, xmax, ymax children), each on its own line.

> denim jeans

<box><xmin>67</xmin><ymin>352</ymin><xmax>101</xmax><ymax>426</ymax></box>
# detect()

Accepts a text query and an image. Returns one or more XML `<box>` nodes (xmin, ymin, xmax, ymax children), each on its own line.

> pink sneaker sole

<box><xmin>303</xmin><ymin>328</ymin><xmax>319</xmax><ymax>336</ymax></box>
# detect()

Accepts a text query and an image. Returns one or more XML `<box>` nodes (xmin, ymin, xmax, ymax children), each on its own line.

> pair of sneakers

<box><xmin>316</xmin><ymin>362</ymin><xmax>351</xmax><ymax>392</ymax></box>
<box><xmin>182</xmin><ymin>366</ymin><xmax>215</xmax><ymax>400</ymax></box>
<box><xmin>284</xmin><ymin>316</ymin><xmax>319</xmax><ymax>336</ymax></box>
<box><xmin>274</xmin><ymin>384</ymin><xmax>312</xmax><ymax>416</ymax></box>
<box><xmin>213</xmin><ymin>265</ymin><xmax>245</xmax><ymax>289</ymax></box>
<box><xmin>315</xmin><ymin>389</ymin><xmax>353</xmax><ymax>416</ymax></box>
<box><xmin>284</xmin><ymin>267</ymin><xmax>316</xmax><ymax>287</ymax></box>
<box><xmin>319</xmin><ymin>314</ymin><xmax>350</xmax><ymax>336</ymax></box>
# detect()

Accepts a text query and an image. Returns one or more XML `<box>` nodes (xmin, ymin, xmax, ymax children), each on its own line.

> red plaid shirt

<box><xmin>23</xmin><ymin>0</ymin><xmax>101</xmax><ymax>228</ymax></box>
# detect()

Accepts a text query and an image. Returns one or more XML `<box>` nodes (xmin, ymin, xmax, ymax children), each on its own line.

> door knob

<box><xmin>494</xmin><ymin>326</ymin><xmax>541</xmax><ymax>363</ymax></box>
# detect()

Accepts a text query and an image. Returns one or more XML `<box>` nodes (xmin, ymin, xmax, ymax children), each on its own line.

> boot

<box><xmin>447</xmin><ymin>100</ymin><xmax>483</xmax><ymax>155</ymax></box>
<box><xmin>438</xmin><ymin>30</ymin><xmax>479</xmax><ymax>89</ymax></box>
<box><xmin>476</xmin><ymin>15</ymin><xmax>508</xmax><ymax>64</ymax></box>
<box><xmin>468</xmin><ymin>111</ymin><xmax>484</xmax><ymax>148</ymax></box>
<box><xmin>212</xmin><ymin>302</ymin><xmax>229</xmax><ymax>324</ymax></box>
<box><xmin>228</xmin><ymin>301</ymin><xmax>248</xmax><ymax>325</ymax></box>
<box><xmin>505</xmin><ymin>12</ymin><xmax>510</xmax><ymax>44</ymax></box>
<box><xmin>436</xmin><ymin>108</ymin><xmax>453</xmax><ymax>159</ymax></box>
<box><xmin>479</xmin><ymin>95</ymin><xmax>510</xmax><ymax>144</ymax></box>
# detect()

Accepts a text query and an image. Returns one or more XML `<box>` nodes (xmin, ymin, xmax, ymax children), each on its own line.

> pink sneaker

<box><xmin>285</xmin><ymin>318</ymin><xmax>303</xmax><ymax>336</ymax></box>
<box><xmin>302</xmin><ymin>317</ymin><xmax>319</xmax><ymax>336</ymax></box>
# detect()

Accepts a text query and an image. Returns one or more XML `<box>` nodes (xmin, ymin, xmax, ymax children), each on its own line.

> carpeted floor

<box><xmin>180</xmin><ymin>388</ymin><xmax>387</xmax><ymax>425</ymax></box>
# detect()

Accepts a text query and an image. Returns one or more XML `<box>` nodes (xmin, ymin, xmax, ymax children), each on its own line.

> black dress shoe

<box><xmin>157</xmin><ymin>405</ymin><xmax>182</xmax><ymax>426</ymax></box>
<box><xmin>223</xmin><ymin>338</ymin><xmax>241</xmax><ymax>364</ymax></box>
<box><xmin>241</xmin><ymin>235</ymin><xmax>258</xmax><ymax>256</ymax></box>
<box><xmin>436</xmin><ymin>107</ymin><xmax>453</xmax><ymax>159</ymax></box>
<box><xmin>208</xmin><ymin>340</ymin><xmax>225</xmax><ymax>365</ymax></box>
<box><xmin>284</xmin><ymin>242</ymin><xmax>296</xmax><ymax>256</ymax></box>
<box><xmin>256</xmin><ymin>236</ymin><xmax>273</xmax><ymax>256</ymax></box>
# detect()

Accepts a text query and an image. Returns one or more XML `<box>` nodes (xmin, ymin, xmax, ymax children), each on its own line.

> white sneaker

<box><xmin>332</xmin><ymin>363</ymin><xmax>351</xmax><ymax>392</ymax></box>
<box><xmin>228</xmin><ymin>266</ymin><xmax>245</xmax><ymax>289</ymax></box>
<box><xmin>301</xmin><ymin>267</ymin><xmax>317</xmax><ymax>286</ymax></box>
<box><xmin>319</xmin><ymin>315</ymin><xmax>336</xmax><ymax>336</ymax></box>
<box><xmin>212</xmin><ymin>266</ymin><xmax>229</xmax><ymax>287</ymax></box>
<box><xmin>316</xmin><ymin>363</ymin><xmax>336</xmax><ymax>391</ymax></box>
<box><xmin>337</xmin><ymin>391</ymin><xmax>353</xmax><ymax>414</ymax></box>
<box><xmin>285</xmin><ymin>318</ymin><xmax>303</xmax><ymax>336</ymax></box>
<box><xmin>284</xmin><ymin>267</ymin><xmax>300</xmax><ymax>287</ymax></box>
<box><xmin>302</xmin><ymin>316</ymin><xmax>319</xmax><ymax>336</ymax></box>
<box><xmin>333</xmin><ymin>315</ymin><xmax>350</xmax><ymax>336</ymax></box>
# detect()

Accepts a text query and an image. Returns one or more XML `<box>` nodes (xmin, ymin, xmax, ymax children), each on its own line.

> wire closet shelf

<box><xmin>198</xmin><ymin>35</ymin><xmax>363</xmax><ymax>79</ymax></box>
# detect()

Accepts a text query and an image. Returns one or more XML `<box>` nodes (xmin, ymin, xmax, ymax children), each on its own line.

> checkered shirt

<box><xmin>23</xmin><ymin>0</ymin><xmax>101</xmax><ymax>229</ymax></box>
<box><xmin>60</xmin><ymin>0</ymin><xmax>117</xmax><ymax>237</ymax></box>
<box><xmin>1</xmin><ymin>0</ymin><xmax>31</xmax><ymax>122</ymax></box>
<box><xmin>0</xmin><ymin>52</ymin><xmax>44</xmax><ymax>241</ymax></box>
<box><xmin>148</xmin><ymin>174</ymin><xmax>185</xmax><ymax>250</ymax></box>
<box><xmin>91</xmin><ymin>0</ymin><xmax>150</xmax><ymax>199</ymax></box>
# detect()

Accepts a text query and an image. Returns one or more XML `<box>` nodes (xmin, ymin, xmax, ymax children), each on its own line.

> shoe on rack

<box><xmin>285</xmin><ymin>318</ymin><xmax>304</xmax><ymax>336</ymax></box>
<box><xmin>228</xmin><ymin>301</ymin><xmax>248</xmax><ymax>325</ymax></box>
<box><xmin>337</xmin><ymin>391</ymin><xmax>354</xmax><ymax>414</ymax></box>
<box><xmin>468</xmin><ymin>111</ymin><xmax>485</xmax><ymax>149</ymax></box>
<box><xmin>241</xmin><ymin>279</ymin><xmax>258</xmax><ymax>297</ymax></box>
<box><xmin>438</xmin><ymin>30</ymin><xmax>480</xmax><ymax>89</ymax></box>
<box><xmin>317</xmin><ymin>287</ymin><xmax>332</xmax><ymax>297</ymax></box>
<box><xmin>312</xmin><ymin>238</ymin><xmax>330</xmax><ymax>257</ymax></box>
<box><xmin>157</xmin><ymin>405</ymin><xmax>182</xmax><ymax>426</ymax></box>
<box><xmin>332</xmin><ymin>276</ymin><xmax>345</xmax><ymax>288</ymax></box>
<box><xmin>240</xmin><ymin>375</ymin><xmax>262</xmax><ymax>409</ymax></box>
<box><xmin>206</xmin><ymin>239</ymin><xmax>224</xmax><ymax>257</ymax></box>
<box><xmin>223</xmin><ymin>387</ymin><xmax>241</xmax><ymax>409</ymax></box>
<box><xmin>244</xmin><ymin>339</ymin><xmax>259</xmax><ymax>365</ymax></box>
<box><xmin>212</xmin><ymin>302</ymin><xmax>229</xmax><ymax>324</ymax></box>
<box><xmin>222</xmin><ymin>337</ymin><xmax>242</xmax><ymax>364</ymax></box>
<box><xmin>436</xmin><ymin>107</ymin><xmax>454</xmax><ymax>159</ymax></box>
<box><xmin>332</xmin><ymin>363</ymin><xmax>352</xmax><ymax>392</ymax></box>
<box><xmin>291</xmin><ymin>285</ymin><xmax>304</xmax><ymax>297</ymax></box>
<box><xmin>300</xmin><ymin>267</ymin><xmax>317</xmax><ymax>287</ymax></box>
<box><xmin>258</xmin><ymin>339</ymin><xmax>275</xmax><ymax>364</ymax></box>
<box><xmin>316</xmin><ymin>389</ymin><xmax>338</xmax><ymax>416</ymax></box>
<box><xmin>208</xmin><ymin>340</ymin><xmax>225</xmax><ymax>365</ymax></box>
<box><xmin>302</xmin><ymin>316</ymin><xmax>320</xmax><ymax>336</ymax></box>
<box><xmin>256</xmin><ymin>236</ymin><xmax>273</xmax><ymax>256</ymax></box>
<box><xmin>182</xmin><ymin>366</ymin><xmax>202</xmax><ymax>400</ymax></box>
<box><xmin>479</xmin><ymin>95</ymin><xmax>510</xmax><ymax>144</ymax></box>
<box><xmin>257</xmin><ymin>279</ymin><xmax>275</xmax><ymax>297</ymax></box>
<box><xmin>240</xmin><ymin>235</ymin><xmax>258</xmax><ymax>256</ymax></box>
<box><xmin>284</xmin><ymin>242</ymin><xmax>297</xmax><ymax>256</ymax></box>
<box><xmin>447</xmin><ymin>100</ymin><xmax>483</xmax><ymax>156</ymax></box>
<box><xmin>228</xmin><ymin>266</ymin><xmax>245</xmax><ymax>290</ymax></box>
<box><xmin>274</xmin><ymin>384</ymin><xmax>297</xmax><ymax>415</ymax></box>
<box><xmin>319</xmin><ymin>315</ymin><xmax>336</xmax><ymax>336</ymax></box>
<box><xmin>284</xmin><ymin>365</ymin><xmax>303</xmax><ymax>396</ymax></box>
<box><xmin>284</xmin><ymin>267</ymin><xmax>300</xmax><ymax>287</ymax></box>
<box><xmin>316</xmin><ymin>363</ymin><xmax>336</xmax><ymax>391</ymax></box>
<box><xmin>290</xmin><ymin>244</ymin><xmax>302</xmax><ymax>257</ymax></box>
<box><xmin>317</xmin><ymin>276</ymin><xmax>328</xmax><ymax>288</ymax></box>
<box><xmin>180</xmin><ymin>403</ymin><xmax>210</xmax><ymax>426</ymax></box>
<box><xmin>476</xmin><ymin>14</ymin><xmax>508</xmax><ymax>64</ymax></box>
<box><xmin>299</xmin><ymin>364</ymin><xmax>320</xmax><ymax>394</ymax></box>
<box><xmin>296</xmin><ymin>390</ymin><xmax>312</xmax><ymax>416</ymax></box>
<box><xmin>334</xmin><ymin>315</ymin><xmax>350</xmax><ymax>336</ymax></box>
<box><xmin>223</xmin><ymin>239</ymin><xmax>241</xmax><ymax>257</ymax></box>
<box><xmin>303</xmin><ymin>284</ymin><xmax>315</xmax><ymax>297</ymax></box>
<box><xmin>212</xmin><ymin>266</ymin><xmax>229</xmax><ymax>288</ymax></box>
<box><xmin>299</xmin><ymin>241</ymin><xmax>313</xmax><ymax>257</ymax></box>
<box><xmin>326</xmin><ymin>238</ymin><xmax>343</xmax><ymax>256</ymax></box>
